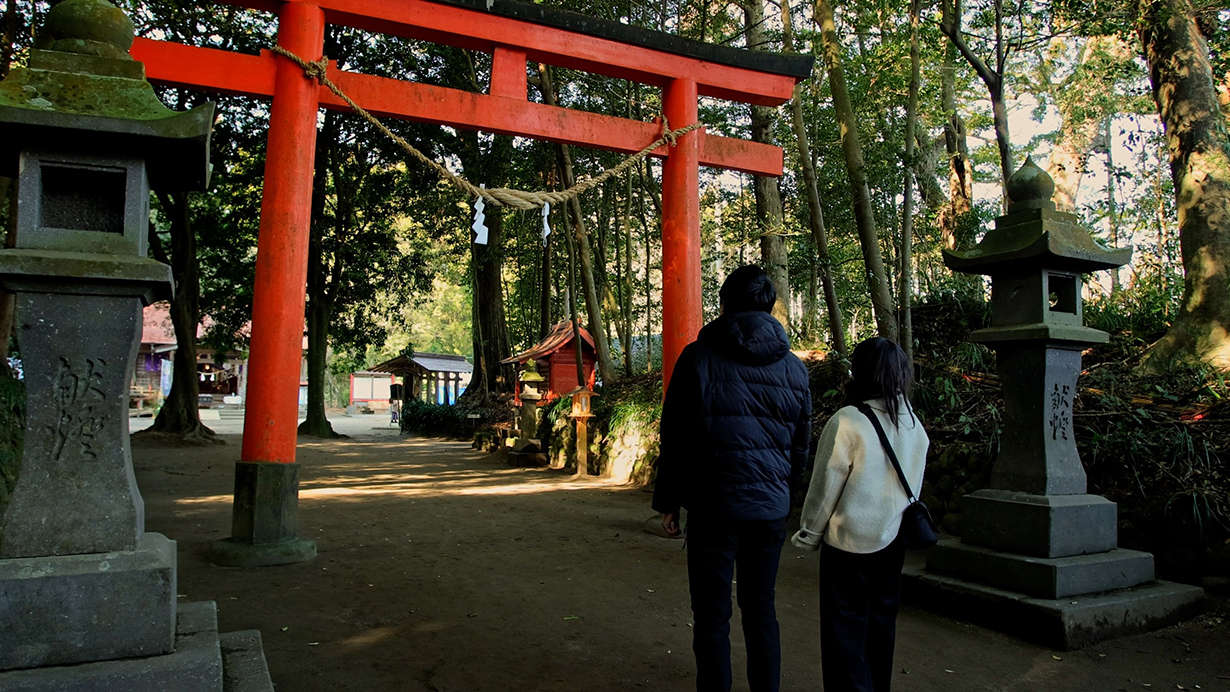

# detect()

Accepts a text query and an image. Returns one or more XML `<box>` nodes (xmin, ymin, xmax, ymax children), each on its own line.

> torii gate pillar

<box><xmin>209</xmin><ymin>2</ymin><xmax>323</xmax><ymax>567</ymax></box>
<box><xmin>660</xmin><ymin>78</ymin><xmax>702</xmax><ymax>393</ymax></box>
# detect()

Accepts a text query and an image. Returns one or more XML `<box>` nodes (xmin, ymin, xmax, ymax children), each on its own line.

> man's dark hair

<box><xmin>719</xmin><ymin>265</ymin><xmax>777</xmax><ymax>313</ymax></box>
<box><xmin>847</xmin><ymin>337</ymin><xmax>915</xmax><ymax>427</ymax></box>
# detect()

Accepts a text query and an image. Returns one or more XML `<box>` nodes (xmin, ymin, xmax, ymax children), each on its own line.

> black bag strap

<box><xmin>854</xmin><ymin>402</ymin><xmax>917</xmax><ymax>502</ymax></box>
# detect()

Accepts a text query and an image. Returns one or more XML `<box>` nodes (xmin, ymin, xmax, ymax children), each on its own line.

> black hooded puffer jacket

<box><xmin>652</xmin><ymin>311</ymin><xmax>812</xmax><ymax>522</ymax></box>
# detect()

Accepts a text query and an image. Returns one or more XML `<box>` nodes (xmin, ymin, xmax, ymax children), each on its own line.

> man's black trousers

<box><xmin>686</xmin><ymin>515</ymin><xmax>787</xmax><ymax>692</ymax></box>
<box><xmin>818</xmin><ymin>537</ymin><xmax>907</xmax><ymax>692</ymax></box>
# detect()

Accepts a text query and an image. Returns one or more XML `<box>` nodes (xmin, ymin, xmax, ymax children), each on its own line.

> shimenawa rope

<box><xmin>270</xmin><ymin>45</ymin><xmax>703</xmax><ymax>211</ymax></box>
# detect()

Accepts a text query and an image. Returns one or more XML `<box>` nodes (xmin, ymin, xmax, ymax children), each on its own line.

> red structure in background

<box><xmin>131</xmin><ymin>0</ymin><xmax>810</xmax><ymax>471</ymax></box>
<box><xmin>502</xmin><ymin>321</ymin><xmax>598</xmax><ymax>404</ymax></box>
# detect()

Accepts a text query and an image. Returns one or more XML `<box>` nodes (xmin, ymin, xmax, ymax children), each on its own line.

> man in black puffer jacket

<box><xmin>653</xmin><ymin>265</ymin><xmax>812</xmax><ymax>692</ymax></box>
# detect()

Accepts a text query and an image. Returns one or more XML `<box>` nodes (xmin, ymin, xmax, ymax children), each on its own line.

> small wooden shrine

<box><xmin>502</xmin><ymin>320</ymin><xmax>597</xmax><ymax>404</ymax></box>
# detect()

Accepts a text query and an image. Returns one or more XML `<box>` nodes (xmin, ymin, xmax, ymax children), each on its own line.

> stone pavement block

<box><xmin>0</xmin><ymin>532</ymin><xmax>176</xmax><ymax>670</ymax></box>
<box><xmin>903</xmin><ymin>566</ymin><xmax>1205</xmax><ymax>650</ymax></box>
<box><xmin>0</xmin><ymin>601</ymin><xmax>223</xmax><ymax>692</ymax></box>
<box><xmin>220</xmin><ymin>631</ymin><xmax>274</xmax><ymax>692</ymax></box>
<box><xmin>926</xmin><ymin>538</ymin><xmax>1155</xmax><ymax>599</ymax></box>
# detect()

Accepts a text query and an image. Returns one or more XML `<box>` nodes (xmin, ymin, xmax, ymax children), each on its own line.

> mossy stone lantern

<box><xmin>516</xmin><ymin>359</ymin><xmax>546</xmax><ymax>440</ymax></box>
<box><xmin>944</xmin><ymin>157</ymin><xmax>1130</xmax><ymax>499</ymax></box>
<box><xmin>913</xmin><ymin>159</ymin><xmax>1204</xmax><ymax>649</ymax></box>
<box><xmin>0</xmin><ymin>0</ymin><xmax>217</xmax><ymax>678</ymax></box>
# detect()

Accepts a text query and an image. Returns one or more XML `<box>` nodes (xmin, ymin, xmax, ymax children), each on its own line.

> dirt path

<box><xmin>132</xmin><ymin>420</ymin><xmax>1229</xmax><ymax>691</ymax></box>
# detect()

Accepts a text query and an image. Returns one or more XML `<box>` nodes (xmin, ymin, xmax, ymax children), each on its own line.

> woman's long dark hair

<box><xmin>845</xmin><ymin>337</ymin><xmax>915</xmax><ymax>427</ymax></box>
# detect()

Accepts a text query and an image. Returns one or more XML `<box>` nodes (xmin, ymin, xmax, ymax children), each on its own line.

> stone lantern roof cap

<box><xmin>943</xmin><ymin>157</ymin><xmax>1131</xmax><ymax>275</ymax></box>
<box><xmin>0</xmin><ymin>0</ymin><xmax>213</xmax><ymax>190</ymax></box>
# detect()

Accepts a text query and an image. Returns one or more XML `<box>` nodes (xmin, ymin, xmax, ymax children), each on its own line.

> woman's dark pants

<box><xmin>687</xmin><ymin>516</ymin><xmax>787</xmax><ymax>692</ymax></box>
<box><xmin>819</xmin><ymin>537</ymin><xmax>907</xmax><ymax>692</ymax></box>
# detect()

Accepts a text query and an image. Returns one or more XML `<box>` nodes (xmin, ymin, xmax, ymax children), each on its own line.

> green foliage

<box><xmin>593</xmin><ymin>374</ymin><xmax>664</xmax><ymax>481</ymax></box>
<box><xmin>1085</xmin><ymin>266</ymin><xmax>1182</xmax><ymax>346</ymax></box>
<box><xmin>1079</xmin><ymin>363</ymin><xmax>1230</xmax><ymax>577</ymax></box>
<box><xmin>399</xmin><ymin>400</ymin><xmax>474</xmax><ymax>438</ymax></box>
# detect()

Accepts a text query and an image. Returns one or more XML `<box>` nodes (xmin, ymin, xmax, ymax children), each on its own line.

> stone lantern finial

<box><xmin>1005</xmin><ymin>155</ymin><xmax>1056</xmax><ymax>213</ymax></box>
<box><xmin>42</xmin><ymin>0</ymin><xmax>136</xmax><ymax>60</ymax></box>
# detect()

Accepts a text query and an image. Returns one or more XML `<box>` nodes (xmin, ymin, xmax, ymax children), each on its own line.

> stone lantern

<box><xmin>517</xmin><ymin>359</ymin><xmax>546</xmax><ymax>439</ymax></box>
<box><xmin>906</xmin><ymin>158</ymin><xmax>1204</xmax><ymax>649</ymax></box>
<box><xmin>508</xmin><ymin>360</ymin><xmax>548</xmax><ymax>466</ymax></box>
<box><xmin>0</xmin><ymin>0</ymin><xmax>271</xmax><ymax>687</ymax></box>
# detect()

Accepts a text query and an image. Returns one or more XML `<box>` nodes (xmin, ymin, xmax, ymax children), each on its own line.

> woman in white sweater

<box><xmin>792</xmin><ymin>337</ymin><xmax>929</xmax><ymax>692</ymax></box>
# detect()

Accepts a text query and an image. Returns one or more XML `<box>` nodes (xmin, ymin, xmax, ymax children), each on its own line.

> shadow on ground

<box><xmin>132</xmin><ymin>421</ymin><xmax>1230</xmax><ymax>691</ymax></box>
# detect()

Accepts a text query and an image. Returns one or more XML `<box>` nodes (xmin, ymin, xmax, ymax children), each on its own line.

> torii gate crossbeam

<box><xmin>132</xmin><ymin>0</ymin><xmax>812</xmax><ymax>565</ymax></box>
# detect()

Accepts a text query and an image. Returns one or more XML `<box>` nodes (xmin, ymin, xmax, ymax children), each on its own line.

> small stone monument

<box><xmin>904</xmin><ymin>158</ymin><xmax>1205</xmax><ymax>648</ymax></box>
<box><xmin>508</xmin><ymin>360</ymin><xmax>548</xmax><ymax>467</ymax></box>
<box><xmin>0</xmin><ymin>1</ymin><xmax>271</xmax><ymax>688</ymax></box>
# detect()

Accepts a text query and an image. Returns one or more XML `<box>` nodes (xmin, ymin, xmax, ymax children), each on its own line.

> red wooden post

<box><xmin>489</xmin><ymin>47</ymin><xmax>528</xmax><ymax>100</ymax></box>
<box><xmin>241</xmin><ymin>1</ymin><xmax>325</xmax><ymax>465</ymax></box>
<box><xmin>212</xmin><ymin>1</ymin><xmax>323</xmax><ymax>568</ymax></box>
<box><xmin>660</xmin><ymin>78</ymin><xmax>702</xmax><ymax>393</ymax></box>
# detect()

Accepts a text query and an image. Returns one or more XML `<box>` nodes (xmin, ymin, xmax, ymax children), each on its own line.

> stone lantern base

<box><xmin>903</xmin><ymin>490</ymin><xmax>1205</xmax><ymax>649</ymax></box>
<box><xmin>0</xmin><ymin>601</ymin><xmax>273</xmax><ymax>691</ymax></box>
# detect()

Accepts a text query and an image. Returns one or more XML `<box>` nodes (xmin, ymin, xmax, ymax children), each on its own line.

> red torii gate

<box><xmin>133</xmin><ymin>0</ymin><xmax>811</xmax><ymax>564</ymax></box>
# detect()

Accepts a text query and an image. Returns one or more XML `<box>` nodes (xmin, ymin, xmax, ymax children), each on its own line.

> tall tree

<box><xmin>781</xmin><ymin>0</ymin><xmax>846</xmax><ymax>355</ymax></box>
<box><xmin>939</xmin><ymin>0</ymin><xmax>975</xmax><ymax>249</ymax></box>
<box><xmin>899</xmin><ymin>0</ymin><xmax>923</xmax><ymax>361</ymax></box>
<box><xmin>1137</xmin><ymin>0</ymin><xmax>1230</xmax><ymax>371</ymax></box>
<box><xmin>299</xmin><ymin>105</ymin><xmax>434</xmax><ymax>437</ymax></box>
<box><xmin>815</xmin><ymin>0</ymin><xmax>898</xmax><ymax>341</ymax></box>
<box><xmin>538</xmin><ymin>66</ymin><xmax>619</xmax><ymax>385</ymax></box>
<box><xmin>744</xmin><ymin>0</ymin><xmax>790</xmax><ymax>329</ymax></box>
<box><xmin>940</xmin><ymin>0</ymin><xmax>1015</xmax><ymax>194</ymax></box>
<box><xmin>138</xmin><ymin>192</ymin><xmax>217</xmax><ymax>443</ymax></box>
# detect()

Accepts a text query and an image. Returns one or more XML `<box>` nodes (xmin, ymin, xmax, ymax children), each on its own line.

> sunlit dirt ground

<box><xmin>131</xmin><ymin>415</ymin><xmax>1229</xmax><ymax>691</ymax></box>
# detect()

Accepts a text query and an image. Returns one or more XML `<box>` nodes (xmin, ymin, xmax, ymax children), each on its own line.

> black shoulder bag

<box><xmin>855</xmin><ymin>402</ymin><xmax>938</xmax><ymax>550</ymax></box>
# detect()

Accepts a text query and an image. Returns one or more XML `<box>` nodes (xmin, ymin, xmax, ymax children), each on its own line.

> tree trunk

<box><xmin>298</xmin><ymin>144</ymin><xmax>339</xmax><ymax>438</ymax></box>
<box><xmin>782</xmin><ymin>0</ymin><xmax>845</xmax><ymax>355</ymax></box>
<box><xmin>139</xmin><ymin>192</ymin><xmax>218</xmax><ymax>443</ymax></box>
<box><xmin>941</xmin><ymin>0</ymin><xmax>1013</xmax><ymax>199</ymax></box>
<box><xmin>298</xmin><ymin>292</ymin><xmax>338</xmax><ymax>437</ymax></box>
<box><xmin>540</xmin><ymin>218</ymin><xmax>553</xmax><ymax>339</ymax></box>
<box><xmin>940</xmin><ymin>0</ymin><xmax>974</xmax><ymax>250</ymax></box>
<box><xmin>1104</xmin><ymin>116</ymin><xmax>1122</xmax><ymax>293</ymax></box>
<box><xmin>745</xmin><ymin>0</ymin><xmax>790</xmax><ymax>329</ymax></box>
<box><xmin>537</xmin><ymin>66</ymin><xmax>618</xmax><ymax>384</ymax></box>
<box><xmin>1047</xmin><ymin>115</ymin><xmax>1102</xmax><ymax>212</ymax></box>
<box><xmin>615</xmin><ymin>174</ymin><xmax>633</xmax><ymax>375</ymax></box>
<box><xmin>638</xmin><ymin>160</ymin><xmax>655</xmax><ymax>371</ymax></box>
<box><xmin>815</xmin><ymin>0</ymin><xmax>898</xmax><ymax>342</ymax></box>
<box><xmin>0</xmin><ymin>0</ymin><xmax>19</xmax><ymax>80</ymax></box>
<box><xmin>1045</xmin><ymin>38</ymin><xmax>1128</xmax><ymax>212</ymax></box>
<box><xmin>899</xmin><ymin>0</ymin><xmax>922</xmax><ymax>361</ymax></box>
<box><xmin>471</xmin><ymin>206</ymin><xmax>513</xmax><ymax>393</ymax></box>
<box><xmin>1138</xmin><ymin>0</ymin><xmax>1230</xmax><ymax>372</ymax></box>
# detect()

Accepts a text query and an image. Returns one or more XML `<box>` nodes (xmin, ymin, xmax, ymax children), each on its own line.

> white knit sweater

<box><xmin>791</xmin><ymin>397</ymin><xmax>930</xmax><ymax>554</ymax></box>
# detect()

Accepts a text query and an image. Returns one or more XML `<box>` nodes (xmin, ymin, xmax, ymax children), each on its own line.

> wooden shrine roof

<box><xmin>501</xmin><ymin>320</ymin><xmax>596</xmax><ymax>364</ymax></box>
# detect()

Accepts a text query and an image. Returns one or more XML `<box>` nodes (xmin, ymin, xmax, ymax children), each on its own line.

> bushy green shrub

<box><xmin>1084</xmin><ymin>266</ymin><xmax>1181</xmax><ymax>346</ymax></box>
<box><xmin>399</xmin><ymin>399</ymin><xmax>474</xmax><ymax>438</ymax></box>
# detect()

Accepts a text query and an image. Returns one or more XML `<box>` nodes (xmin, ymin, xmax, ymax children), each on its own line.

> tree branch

<box><xmin>940</xmin><ymin>16</ymin><xmax>1000</xmax><ymax>91</ymax></box>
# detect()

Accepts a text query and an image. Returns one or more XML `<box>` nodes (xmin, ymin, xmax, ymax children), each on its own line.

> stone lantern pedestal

<box><xmin>903</xmin><ymin>159</ymin><xmax>1204</xmax><ymax>649</ymax></box>
<box><xmin>0</xmin><ymin>1</ymin><xmax>271</xmax><ymax>688</ymax></box>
